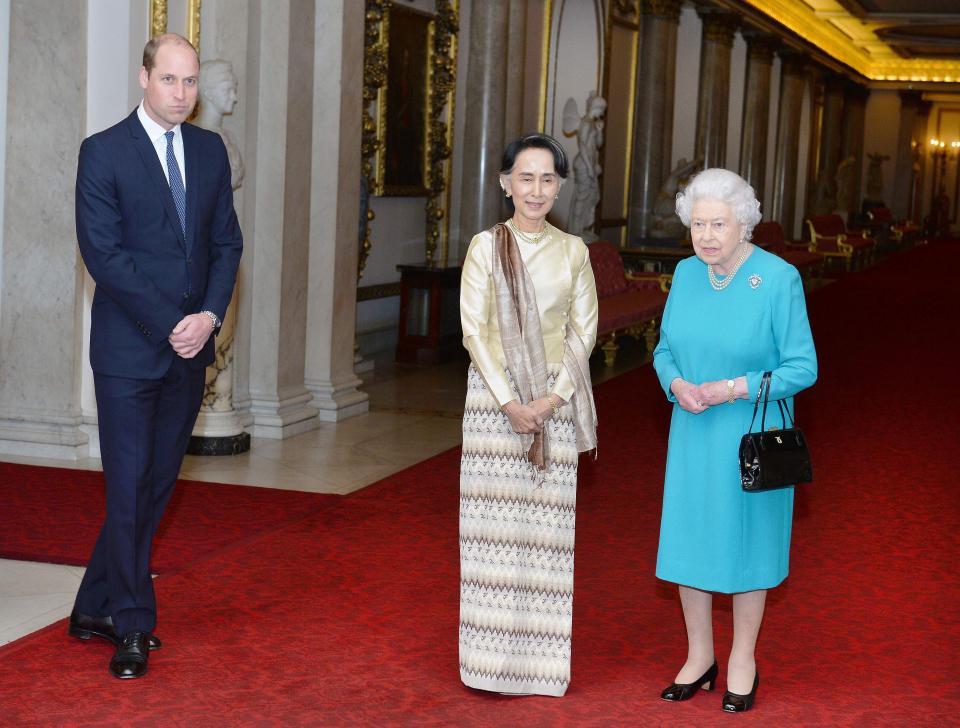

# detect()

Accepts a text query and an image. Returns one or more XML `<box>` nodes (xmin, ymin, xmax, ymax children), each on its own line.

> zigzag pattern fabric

<box><xmin>459</xmin><ymin>364</ymin><xmax>579</xmax><ymax>697</ymax></box>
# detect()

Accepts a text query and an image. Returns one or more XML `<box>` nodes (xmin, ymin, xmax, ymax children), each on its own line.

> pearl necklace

<box><xmin>507</xmin><ymin>219</ymin><xmax>548</xmax><ymax>244</ymax></box>
<box><xmin>707</xmin><ymin>243</ymin><xmax>749</xmax><ymax>291</ymax></box>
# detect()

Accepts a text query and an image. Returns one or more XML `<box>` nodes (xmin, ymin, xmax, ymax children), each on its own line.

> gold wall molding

<box><xmin>187</xmin><ymin>0</ymin><xmax>201</xmax><ymax>49</ymax></box>
<box><xmin>424</xmin><ymin>0</ymin><xmax>458</xmax><ymax>268</ymax></box>
<box><xmin>361</xmin><ymin>0</ymin><xmax>459</xmax><ymax>272</ymax></box>
<box><xmin>149</xmin><ymin>0</ymin><xmax>201</xmax><ymax>50</ymax></box>
<box><xmin>150</xmin><ymin>0</ymin><xmax>167</xmax><ymax>38</ymax></box>
<box><xmin>359</xmin><ymin>0</ymin><xmax>389</xmax><ymax>278</ymax></box>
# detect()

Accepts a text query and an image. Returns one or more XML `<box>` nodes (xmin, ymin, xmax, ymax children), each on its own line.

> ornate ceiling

<box><xmin>741</xmin><ymin>0</ymin><xmax>960</xmax><ymax>82</ymax></box>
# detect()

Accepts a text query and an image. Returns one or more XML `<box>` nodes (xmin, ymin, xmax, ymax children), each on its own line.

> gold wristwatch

<box><xmin>727</xmin><ymin>379</ymin><xmax>736</xmax><ymax>404</ymax></box>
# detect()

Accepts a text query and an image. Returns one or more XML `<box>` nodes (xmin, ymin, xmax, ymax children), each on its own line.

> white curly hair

<box><xmin>675</xmin><ymin>168</ymin><xmax>763</xmax><ymax>241</ymax></box>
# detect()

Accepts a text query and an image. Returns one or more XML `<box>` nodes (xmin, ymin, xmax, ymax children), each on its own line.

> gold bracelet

<box><xmin>548</xmin><ymin>395</ymin><xmax>560</xmax><ymax>417</ymax></box>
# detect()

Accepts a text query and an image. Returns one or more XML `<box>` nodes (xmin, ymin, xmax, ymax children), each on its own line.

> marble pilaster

<box><xmin>0</xmin><ymin>0</ymin><xmax>87</xmax><ymax>458</ymax></box>
<box><xmin>303</xmin><ymin>0</ymin><xmax>369</xmax><ymax>422</ymax></box>
<box><xmin>627</xmin><ymin>0</ymin><xmax>682</xmax><ymax>241</ymax></box>
<box><xmin>770</xmin><ymin>53</ymin><xmax>806</xmax><ymax>237</ymax></box>
<box><xmin>893</xmin><ymin>90</ymin><xmax>922</xmax><ymax>220</ymax></box>
<box><xmin>812</xmin><ymin>72</ymin><xmax>845</xmax><ymax>214</ymax></box>
<box><xmin>458</xmin><ymin>0</ymin><xmax>509</xmax><ymax>242</ymax></box>
<box><xmin>239</xmin><ymin>0</ymin><xmax>319</xmax><ymax>439</ymax></box>
<box><xmin>839</xmin><ymin>81</ymin><xmax>868</xmax><ymax>215</ymax></box>
<box><xmin>503</xmin><ymin>0</ymin><xmax>527</xmax><ymax>144</ymax></box>
<box><xmin>694</xmin><ymin>10</ymin><xmax>737</xmax><ymax>170</ymax></box>
<box><xmin>739</xmin><ymin>32</ymin><xmax>776</xmax><ymax>196</ymax></box>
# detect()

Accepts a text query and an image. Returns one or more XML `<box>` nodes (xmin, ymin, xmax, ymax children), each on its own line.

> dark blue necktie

<box><xmin>165</xmin><ymin>130</ymin><xmax>186</xmax><ymax>236</ymax></box>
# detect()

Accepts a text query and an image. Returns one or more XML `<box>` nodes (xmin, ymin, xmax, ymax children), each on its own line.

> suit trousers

<box><xmin>74</xmin><ymin>354</ymin><xmax>206</xmax><ymax>635</ymax></box>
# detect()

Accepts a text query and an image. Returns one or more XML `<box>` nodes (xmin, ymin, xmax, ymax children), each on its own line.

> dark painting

<box><xmin>383</xmin><ymin>7</ymin><xmax>430</xmax><ymax>195</ymax></box>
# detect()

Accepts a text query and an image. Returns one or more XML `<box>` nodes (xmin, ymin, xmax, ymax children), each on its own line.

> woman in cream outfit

<box><xmin>458</xmin><ymin>134</ymin><xmax>598</xmax><ymax>697</ymax></box>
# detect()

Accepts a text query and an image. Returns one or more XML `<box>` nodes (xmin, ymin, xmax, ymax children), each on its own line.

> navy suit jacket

<box><xmin>76</xmin><ymin>109</ymin><xmax>243</xmax><ymax>379</ymax></box>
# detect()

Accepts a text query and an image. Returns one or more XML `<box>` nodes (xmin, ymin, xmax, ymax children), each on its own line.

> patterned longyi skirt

<box><xmin>458</xmin><ymin>364</ymin><xmax>579</xmax><ymax>697</ymax></box>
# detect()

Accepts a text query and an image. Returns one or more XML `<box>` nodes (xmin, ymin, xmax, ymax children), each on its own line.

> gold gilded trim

<box><xmin>424</xmin><ymin>0</ymin><xmax>459</xmax><ymax>268</ymax></box>
<box><xmin>538</xmin><ymin>0</ymin><xmax>554</xmax><ymax>132</ymax></box>
<box><xmin>360</xmin><ymin>0</ymin><xmax>389</xmax><ymax>276</ymax></box>
<box><xmin>150</xmin><ymin>0</ymin><xmax>167</xmax><ymax>38</ymax></box>
<box><xmin>601</xmin><ymin>2</ymin><xmax>640</xmax><ymax>246</ymax></box>
<box><xmin>187</xmin><ymin>0</ymin><xmax>201</xmax><ymax>50</ymax></box>
<box><xmin>742</xmin><ymin>0</ymin><xmax>960</xmax><ymax>83</ymax></box>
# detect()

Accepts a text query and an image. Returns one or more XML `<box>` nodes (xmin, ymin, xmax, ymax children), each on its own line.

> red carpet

<box><xmin>0</xmin><ymin>462</ymin><xmax>337</xmax><ymax>572</ymax></box>
<box><xmin>1</xmin><ymin>242</ymin><xmax>958</xmax><ymax>726</ymax></box>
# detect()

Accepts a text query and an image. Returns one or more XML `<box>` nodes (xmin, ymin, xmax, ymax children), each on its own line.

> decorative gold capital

<box><xmin>612</xmin><ymin>0</ymin><xmax>639</xmax><ymax>22</ymax></box>
<box><xmin>641</xmin><ymin>0</ymin><xmax>682</xmax><ymax>22</ymax></box>
<box><xmin>778</xmin><ymin>51</ymin><xmax>808</xmax><ymax>77</ymax></box>
<box><xmin>150</xmin><ymin>0</ymin><xmax>167</xmax><ymax>38</ymax></box>
<box><xmin>698</xmin><ymin>10</ymin><xmax>738</xmax><ymax>47</ymax></box>
<box><xmin>743</xmin><ymin>31</ymin><xmax>777</xmax><ymax>63</ymax></box>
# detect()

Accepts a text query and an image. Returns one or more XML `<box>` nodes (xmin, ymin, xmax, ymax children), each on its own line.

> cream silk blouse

<box><xmin>460</xmin><ymin>225</ymin><xmax>599</xmax><ymax>407</ymax></box>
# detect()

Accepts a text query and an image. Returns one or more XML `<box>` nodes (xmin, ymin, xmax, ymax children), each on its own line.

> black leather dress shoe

<box><xmin>69</xmin><ymin>611</ymin><xmax>161</xmax><ymax>651</ymax></box>
<box><xmin>109</xmin><ymin>631</ymin><xmax>151</xmax><ymax>679</ymax></box>
<box><xmin>722</xmin><ymin>671</ymin><xmax>760</xmax><ymax>712</ymax></box>
<box><xmin>660</xmin><ymin>660</ymin><xmax>719</xmax><ymax>701</ymax></box>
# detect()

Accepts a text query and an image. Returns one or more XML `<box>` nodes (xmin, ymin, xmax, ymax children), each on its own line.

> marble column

<box><xmin>910</xmin><ymin>101</ymin><xmax>932</xmax><ymax>222</ymax></box>
<box><xmin>0</xmin><ymin>0</ymin><xmax>88</xmax><ymax>458</ymax></box>
<box><xmin>811</xmin><ymin>72</ymin><xmax>844</xmax><ymax>215</ymax></box>
<box><xmin>770</xmin><ymin>53</ymin><xmax>806</xmax><ymax>238</ymax></box>
<box><xmin>694</xmin><ymin>9</ymin><xmax>737</xmax><ymax>170</ymax></box>
<box><xmin>504</xmin><ymin>0</ymin><xmax>527</xmax><ymax>143</ymax></box>
<box><xmin>238</xmin><ymin>0</ymin><xmax>320</xmax><ymax>439</ymax></box>
<box><xmin>839</xmin><ymin>81</ymin><xmax>868</xmax><ymax>216</ymax></box>
<box><xmin>458</xmin><ymin>0</ymin><xmax>510</xmax><ymax>242</ymax></box>
<box><xmin>893</xmin><ymin>90</ymin><xmax>923</xmax><ymax>220</ymax></box>
<box><xmin>739</xmin><ymin>32</ymin><xmax>776</xmax><ymax>196</ymax></box>
<box><xmin>303</xmin><ymin>0</ymin><xmax>368</xmax><ymax>422</ymax></box>
<box><xmin>627</xmin><ymin>0</ymin><xmax>682</xmax><ymax>242</ymax></box>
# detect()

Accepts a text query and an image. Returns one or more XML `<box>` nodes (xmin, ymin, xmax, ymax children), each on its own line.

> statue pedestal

<box><xmin>187</xmin><ymin>410</ymin><xmax>251</xmax><ymax>456</ymax></box>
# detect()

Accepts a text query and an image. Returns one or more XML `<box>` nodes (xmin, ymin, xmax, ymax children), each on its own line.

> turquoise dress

<box><xmin>653</xmin><ymin>247</ymin><xmax>817</xmax><ymax>593</ymax></box>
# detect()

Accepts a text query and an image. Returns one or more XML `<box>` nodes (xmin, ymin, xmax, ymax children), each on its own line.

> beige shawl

<box><xmin>490</xmin><ymin>223</ymin><xmax>598</xmax><ymax>470</ymax></box>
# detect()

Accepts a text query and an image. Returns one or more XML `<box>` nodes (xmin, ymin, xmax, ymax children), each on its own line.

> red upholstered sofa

<box><xmin>805</xmin><ymin>214</ymin><xmax>875</xmax><ymax>270</ymax></box>
<box><xmin>588</xmin><ymin>241</ymin><xmax>670</xmax><ymax>366</ymax></box>
<box><xmin>867</xmin><ymin>206</ymin><xmax>920</xmax><ymax>246</ymax></box>
<box><xmin>752</xmin><ymin>221</ymin><xmax>824</xmax><ymax>286</ymax></box>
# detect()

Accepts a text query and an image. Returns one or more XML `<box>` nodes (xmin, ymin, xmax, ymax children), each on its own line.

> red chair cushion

<box><xmin>753</xmin><ymin>221</ymin><xmax>786</xmax><ymax>248</ymax></box>
<box><xmin>588</xmin><ymin>241</ymin><xmax>629</xmax><ymax>298</ymax></box>
<box><xmin>597</xmin><ymin>290</ymin><xmax>666</xmax><ymax>335</ymax></box>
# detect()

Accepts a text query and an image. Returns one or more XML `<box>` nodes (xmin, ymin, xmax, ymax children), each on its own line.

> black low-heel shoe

<box><xmin>660</xmin><ymin>660</ymin><xmax>719</xmax><ymax>701</ymax></box>
<box><xmin>722</xmin><ymin>671</ymin><xmax>759</xmax><ymax>712</ymax></box>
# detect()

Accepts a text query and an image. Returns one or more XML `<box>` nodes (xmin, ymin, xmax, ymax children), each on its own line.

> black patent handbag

<box><xmin>739</xmin><ymin>371</ymin><xmax>813</xmax><ymax>492</ymax></box>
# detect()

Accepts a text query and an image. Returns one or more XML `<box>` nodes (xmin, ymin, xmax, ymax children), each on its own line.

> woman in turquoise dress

<box><xmin>653</xmin><ymin>168</ymin><xmax>817</xmax><ymax>713</ymax></box>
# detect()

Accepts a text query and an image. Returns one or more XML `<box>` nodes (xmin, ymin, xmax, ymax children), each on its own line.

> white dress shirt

<box><xmin>137</xmin><ymin>101</ymin><xmax>186</xmax><ymax>189</ymax></box>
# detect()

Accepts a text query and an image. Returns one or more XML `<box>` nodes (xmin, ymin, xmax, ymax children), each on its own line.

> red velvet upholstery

<box><xmin>868</xmin><ymin>207</ymin><xmax>920</xmax><ymax>238</ymax></box>
<box><xmin>587</xmin><ymin>241</ymin><xmax>669</xmax><ymax>364</ymax></box>
<box><xmin>752</xmin><ymin>221</ymin><xmax>825</xmax><ymax>279</ymax></box>
<box><xmin>588</xmin><ymin>240</ymin><xmax>630</xmax><ymax>298</ymax></box>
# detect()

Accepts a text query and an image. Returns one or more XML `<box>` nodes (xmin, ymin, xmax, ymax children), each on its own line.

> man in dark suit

<box><xmin>69</xmin><ymin>33</ymin><xmax>242</xmax><ymax>679</ymax></box>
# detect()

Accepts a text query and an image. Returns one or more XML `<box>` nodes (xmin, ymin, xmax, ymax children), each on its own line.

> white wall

<box><xmin>764</xmin><ymin>55</ymin><xmax>781</xmax><ymax>217</ymax></box>
<box><xmin>862</xmin><ymin>89</ymin><xmax>901</xmax><ymax>207</ymax></box>
<box><xmin>80</xmin><ymin>0</ymin><xmax>150</xmax><ymax>453</ymax></box>
<box><xmin>726</xmin><ymin>32</ymin><xmax>746</xmax><ymax>173</ymax></box>
<box><xmin>544</xmin><ymin>0</ymin><xmax>604</xmax><ymax>230</ymax></box>
<box><xmin>794</xmin><ymin>77</ymin><xmax>812</xmax><ymax>239</ymax></box>
<box><xmin>0</xmin><ymin>0</ymin><xmax>10</xmax><ymax>317</ymax></box>
<box><xmin>671</xmin><ymin>6</ymin><xmax>700</xmax><ymax>170</ymax></box>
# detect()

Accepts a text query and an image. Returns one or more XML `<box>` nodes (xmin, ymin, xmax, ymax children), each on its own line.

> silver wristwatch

<box><xmin>200</xmin><ymin>310</ymin><xmax>221</xmax><ymax>329</ymax></box>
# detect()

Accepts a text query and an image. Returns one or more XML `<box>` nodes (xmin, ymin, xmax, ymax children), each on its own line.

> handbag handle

<box><xmin>747</xmin><ymin>371</ymin><xmax>795</xmax><ymax>433</ymax></box>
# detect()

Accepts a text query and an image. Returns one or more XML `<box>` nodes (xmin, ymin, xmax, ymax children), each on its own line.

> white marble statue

<box><xmin>195</xmin><ymin>60</ymin><xmax>243</xmax><ymax>425</ymax></box>
<box><xmin>563</xmin><ymin>92</ymin><xmax>606</xmax><ymax>241</ymax></box>
<box><xmin>197</xmin><ymin>59</ymin><xmax>244</xmax><ymax>190</ymax></box>
<box><xmin>649</xmin><ymin>157</ymin><xmax>701</xmax><ymax>239</ymax></box>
